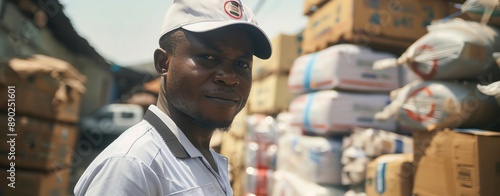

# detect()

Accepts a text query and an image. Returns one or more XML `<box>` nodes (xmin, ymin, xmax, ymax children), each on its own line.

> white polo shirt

<box><xmin>74</xmin><ymin>105</ymin><xmax>233</xmax><ymax>196</ymax></box>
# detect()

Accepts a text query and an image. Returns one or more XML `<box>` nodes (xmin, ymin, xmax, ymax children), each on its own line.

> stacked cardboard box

<box><xmin>301</xmin><ymin>0</ymin><xmax>451</xmax><ymax>55</ymax></box>
<box><xmin>412</xmin><ymin>129</ymin><xmax>500</xmax><ymax>196</ymax></box>
<box><xmin>0</xmin><ymin>55</ymin><xmax>85</xmax><ymax>196</ymax></box>
<box><xmin>365</xmin><ymin>154</ymin><xmax>414</xmax><ymax>196</ymax></box>
<box><xmin>220</xmin><ymin>106</ymin><xmax>248</xmax><ymax>196</ymax></box>
<box><xmin>249</xmin><ymin>33</ymin><xmax>302</xmax><ymax>114</ymax></box>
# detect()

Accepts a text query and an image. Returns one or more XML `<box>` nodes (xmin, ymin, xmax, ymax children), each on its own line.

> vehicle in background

<box><xmin>80</xmin><ymin>103</ymin><xmax>144</xmax><ymax>135</ymax></box>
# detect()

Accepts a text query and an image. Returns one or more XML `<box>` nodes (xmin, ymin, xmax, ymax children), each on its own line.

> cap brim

<box><xmin>182</xmin><ymin>21</ymin><xmax>272</xmax><ymax>59</ymax></box>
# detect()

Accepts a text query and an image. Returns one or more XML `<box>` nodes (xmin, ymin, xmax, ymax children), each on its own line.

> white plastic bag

<box><xmin>374</xmin><ymin>19</ymin><xmax>500</xmax><ymax>80</ymax></box>
<box><xmin>375</xmin><ymin>80</ymin><xmax>500</xmax><ymax>131</ymax></box>
<box><xmin>462</xmin><ymin>0</ymin><xmax>500</xmax><ymax>25</ymax></box>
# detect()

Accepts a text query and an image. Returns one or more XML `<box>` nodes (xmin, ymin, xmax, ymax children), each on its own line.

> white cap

<box><xmin>160</xmin><ymin>0</ymin><xmax>272</xmax><ymax>59</ymax></box>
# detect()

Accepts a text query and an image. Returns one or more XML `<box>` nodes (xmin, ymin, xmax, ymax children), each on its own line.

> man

<box><xmin>74</xmin><ymin>0</ymin><xmax>271</xmax><ymax>195</ymax></box>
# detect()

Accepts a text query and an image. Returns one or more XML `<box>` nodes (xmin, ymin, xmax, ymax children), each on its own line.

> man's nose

<box><xmin>214</xmin><ymin>64</ymin><xmax>240</xmax><ymax>86</ymax></box>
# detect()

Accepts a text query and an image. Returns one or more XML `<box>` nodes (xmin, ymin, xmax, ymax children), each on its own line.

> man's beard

<box><xmin>168</xmin><ymin>94</ymin><xmax>234</xmax><ymax>132</ymax></box>
<box><xmin>191</xmin><ymin>111</ymin><xmax>233</xmax><ymax>132</ymax></box>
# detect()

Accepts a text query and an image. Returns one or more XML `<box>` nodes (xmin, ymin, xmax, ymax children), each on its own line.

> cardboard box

<box><xmin>365</xmin><ymin>154</ymin><xmax>414</xmax><ymax>196</ymax></box>
<box><xmin>0</xmin><ymin>115</ymin><xmax>78</xmax><ymax>171</ymax></box>
<box><xmin>249</xmin><ymin>74</ymin><xmax>293</xmax><ymax>114</ymax></box>
<box><xmin>220</xmin><ymin>133</ymin><xmax>246</xmax><ymax>196</ymax></box>
<box><xmin>220</xmin><ymin>133</ymin><xmax>246</xmax><ymax>174</ymax></box>
<box><xmin>0</xmin><ymin>168</ymin><xmax>70</xmax><ymax>196</ymax></box>
<box><xmin>302</xmin><ymin>0</ymin><xmax>450</xmax><ymax>54</ymax></box>
<box><xmin>252</xmin><ymin>34</ymin><xmax>302</xmax><ymax>80</ymax></box>
<box><xmin>228</xmin><ymin>105</ymin><xmax>248</xmax><ymax>139</ymax></box>
<box><xmin>0</xmin><ymin>64</ymin><xmax>83</xmax><ymax>123</ymax></box>
<box><xmin>413</xmin><ymin>129</ymin><xmax>500</xmax><ymax>196</ymax></box>
<box><xmin>303</xmin><ymin>0</ymin><xmax>330</xmax><ymax>15</ymax></box>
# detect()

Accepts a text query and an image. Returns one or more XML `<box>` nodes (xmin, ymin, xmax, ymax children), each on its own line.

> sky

<box><xmin>60</xmin><ymin>0</ymin><xmax>308</xmax><ymax>66</ymax></box>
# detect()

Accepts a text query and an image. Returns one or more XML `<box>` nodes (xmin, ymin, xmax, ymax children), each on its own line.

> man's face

<box><xmin>165</xmin><ymin>27</ymin><xmax>253</xmax><ymax>131</ymax></box>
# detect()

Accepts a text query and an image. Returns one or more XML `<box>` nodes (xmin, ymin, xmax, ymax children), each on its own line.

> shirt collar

<box><xmin>147</xmin><ymin>105</ymin><xmax>204</xmax><ymax>159</ymax></box>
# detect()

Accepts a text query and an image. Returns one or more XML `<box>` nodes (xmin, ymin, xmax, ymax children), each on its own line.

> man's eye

<box><xmin>235</xmin><ymin>61</ymin><xmax>250</xmax><ymax>68</ymax></box>
<box><xmin>203</xmin><ymin>55</ymin><xmax>216</xmax><ymax>61</ymax></box>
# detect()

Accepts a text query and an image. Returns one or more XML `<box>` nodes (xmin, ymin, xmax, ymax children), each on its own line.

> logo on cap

<box><xmin>224</xmin><ymin>0</ymin><xmax>243</xmax><ymax>19</ymax></box>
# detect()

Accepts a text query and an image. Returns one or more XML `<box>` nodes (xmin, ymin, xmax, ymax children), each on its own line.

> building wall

<box><xmin>0</xmin><ymin>1</ymin><xmax>112</xmax><ymax>118</ymax></box>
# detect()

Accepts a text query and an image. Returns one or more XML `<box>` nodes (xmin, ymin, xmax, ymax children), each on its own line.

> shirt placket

<box><xmin>197</xmin><ymin>157</ymin><xmax>228</xmax><ymax>196</ymax></box>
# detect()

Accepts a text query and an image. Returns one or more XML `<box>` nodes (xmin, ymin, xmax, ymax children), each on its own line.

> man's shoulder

<box><xmin>98</xmin><ymin>120</ymin><xmax>173</xmax><ymax>165</ymax></box>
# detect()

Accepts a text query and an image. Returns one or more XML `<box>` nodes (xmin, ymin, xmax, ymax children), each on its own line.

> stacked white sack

<box><xmin>272</xmin><ymin>170</ymin><xmax>346</xmax><ymax>196</ymax></box>
<box><xmin>276</xmin><ymin>133</ymin><xmax>343</xmax><ymax>185</ymax></box>
<box><xmin>245</xmin><ymin>142</ymin><xmax>278</xmax><ymax>170</ymax></box>
<box><xmin>374</xmin><ymin>18</ymin><xmax>500</xmax><ymax>80</ymax></box>
<box><xmin>288</xmin><ymin>44</ymin><xmax>399</xmax><ymax>94</ymax></box>
<box><xmin>375</xmin><ymin>80</ymin><xmax>500</xmax><ymax>131</ymax></box>
<box><xmin>246</xmin><ymin>114</ymin><xmax>278</xmax><ymax>144</ymax></box>
<box><xmin>244</xmin><ymin>167</ymin><xmax>274</xmax><ymax>196</ymax></box>
<box><xmin>341</xmin><ymin>128</ymin><xmax>413</xmax><ymax>185</ymax></box>
<box><xmin>289</xmin><ymin>90</ymin><xmax>396</xmax><ymax>134</ymax></box>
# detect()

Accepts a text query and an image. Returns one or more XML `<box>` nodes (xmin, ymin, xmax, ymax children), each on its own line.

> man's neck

<box><xmin>156</xmin><ymin>98</ymin><xmax>213</xmax><ymax>151</ymax></box>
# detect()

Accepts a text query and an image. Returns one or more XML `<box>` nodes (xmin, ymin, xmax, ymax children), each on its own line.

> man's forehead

<box><xmin>184</xmin><ymin>29</ymin><xmax>254</xmax><ymax>56</ymax></box>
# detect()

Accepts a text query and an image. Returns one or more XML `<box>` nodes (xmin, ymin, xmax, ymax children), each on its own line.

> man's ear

<box><xmin>154</xmin><ymin>48</ymin><xmax>169</xmax><ymax>75</ymax></box>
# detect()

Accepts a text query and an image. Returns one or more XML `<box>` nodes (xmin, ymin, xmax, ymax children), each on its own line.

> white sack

<box><xmin>375</xmin><ymin>80</ymin><xmax>500</xmax><ymax>131</ymax></box>
<box><xmin>289</xmin><ymin>90</ymin><xmax>396</xmax><ymax>134</ymax></box>
<box><xmin>288</xmin><ymin>44</ymin><xmax>398</xmax><ymax>94</ymax></box>
<box><xmin>374</xmin><ymin>19</ymin><xmax>500</xmax><ymax>80</ymax></box>
<box><xmin>272</xmin><ymin>170</ymin><xmax>346</xmax><ymax>196</ymax></box>
<box><xmin>277</xmin><ymin>134</ymin><xmax>343</xmax><ymax>185</ymax></box>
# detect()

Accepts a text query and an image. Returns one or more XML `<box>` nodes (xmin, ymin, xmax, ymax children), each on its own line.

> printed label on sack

<box><xmin>404</xmin><ymin>86</ymin><xmax>437</xmax><ymax>123</ymax></box>
<box><xmin>409</xmin><ymin>44</ymin><xmax>438</xmax><ymax>80</ymax></box>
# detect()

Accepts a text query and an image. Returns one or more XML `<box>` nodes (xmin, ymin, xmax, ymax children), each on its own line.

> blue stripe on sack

<box><xmin>303</xmin><ymin>92</ymin><xmax>316</xmax><ymax>133</ymax></box>
<box><xmin>304</xmin><ymin>53</ymin><xmax>317</xmax><ymax>91</ymax></box>
<box><xmin>375</xmin><ymin>162</ymin><xmax>386</xmax><ymax>194</ymax></box>
<box><xmin>395</xmin><ymin>139</ymin><xmax>403</xmax><ymax>153</ymax></box>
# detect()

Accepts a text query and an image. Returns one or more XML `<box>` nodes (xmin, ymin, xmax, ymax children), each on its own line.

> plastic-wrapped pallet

<box><xmin>246</xmin><ymin>114</ymin><xmax>278</xmax><ymax>144</ymax></box>
<box><xmin>374</xmin><ymin>18</ymin><xmax>500</xmax><ymax>80</ymax></box>
<box><xmin>288</xmin><ymin>44</ymin><xmax>399</xmax><ymax>94</ymax></box>
<box><xmin>375</xmin><ymin>80</ymin><xmax>500</xmax><ymax>131</ymax></box>
<box><xmin>243</xmin><ymin>167</ymin><xmax>273</xmax><ymax>196</ymax></box>
<box><xmin>245</xmin><ymin>142</ymin><xmax>278</xmax><ymax>170</ymax></box>
<box><xmin>277</xmin><ymin>133</ymin><xmax>343</xmax><ymax>185</ymax></box>
<box><xmin>341</xmin><ymin>128</ymin><xmax>413</xmax><ymax>185</ymax></box>
<box><xmin>272</xmin><ymin>170</ymin><xmax>346</xmax><ymax>196</ymax></box>
<box><xmin>289</xmin><ymin>90</ymin><xmax>396</xmax><ymax>134</ymax></box>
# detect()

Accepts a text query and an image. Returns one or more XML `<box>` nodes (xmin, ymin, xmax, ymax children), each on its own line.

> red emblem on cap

<box><xmin>224</xmin><ymin>1</ymin><xmax>243</xmax><ymax>19</ymax></box>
